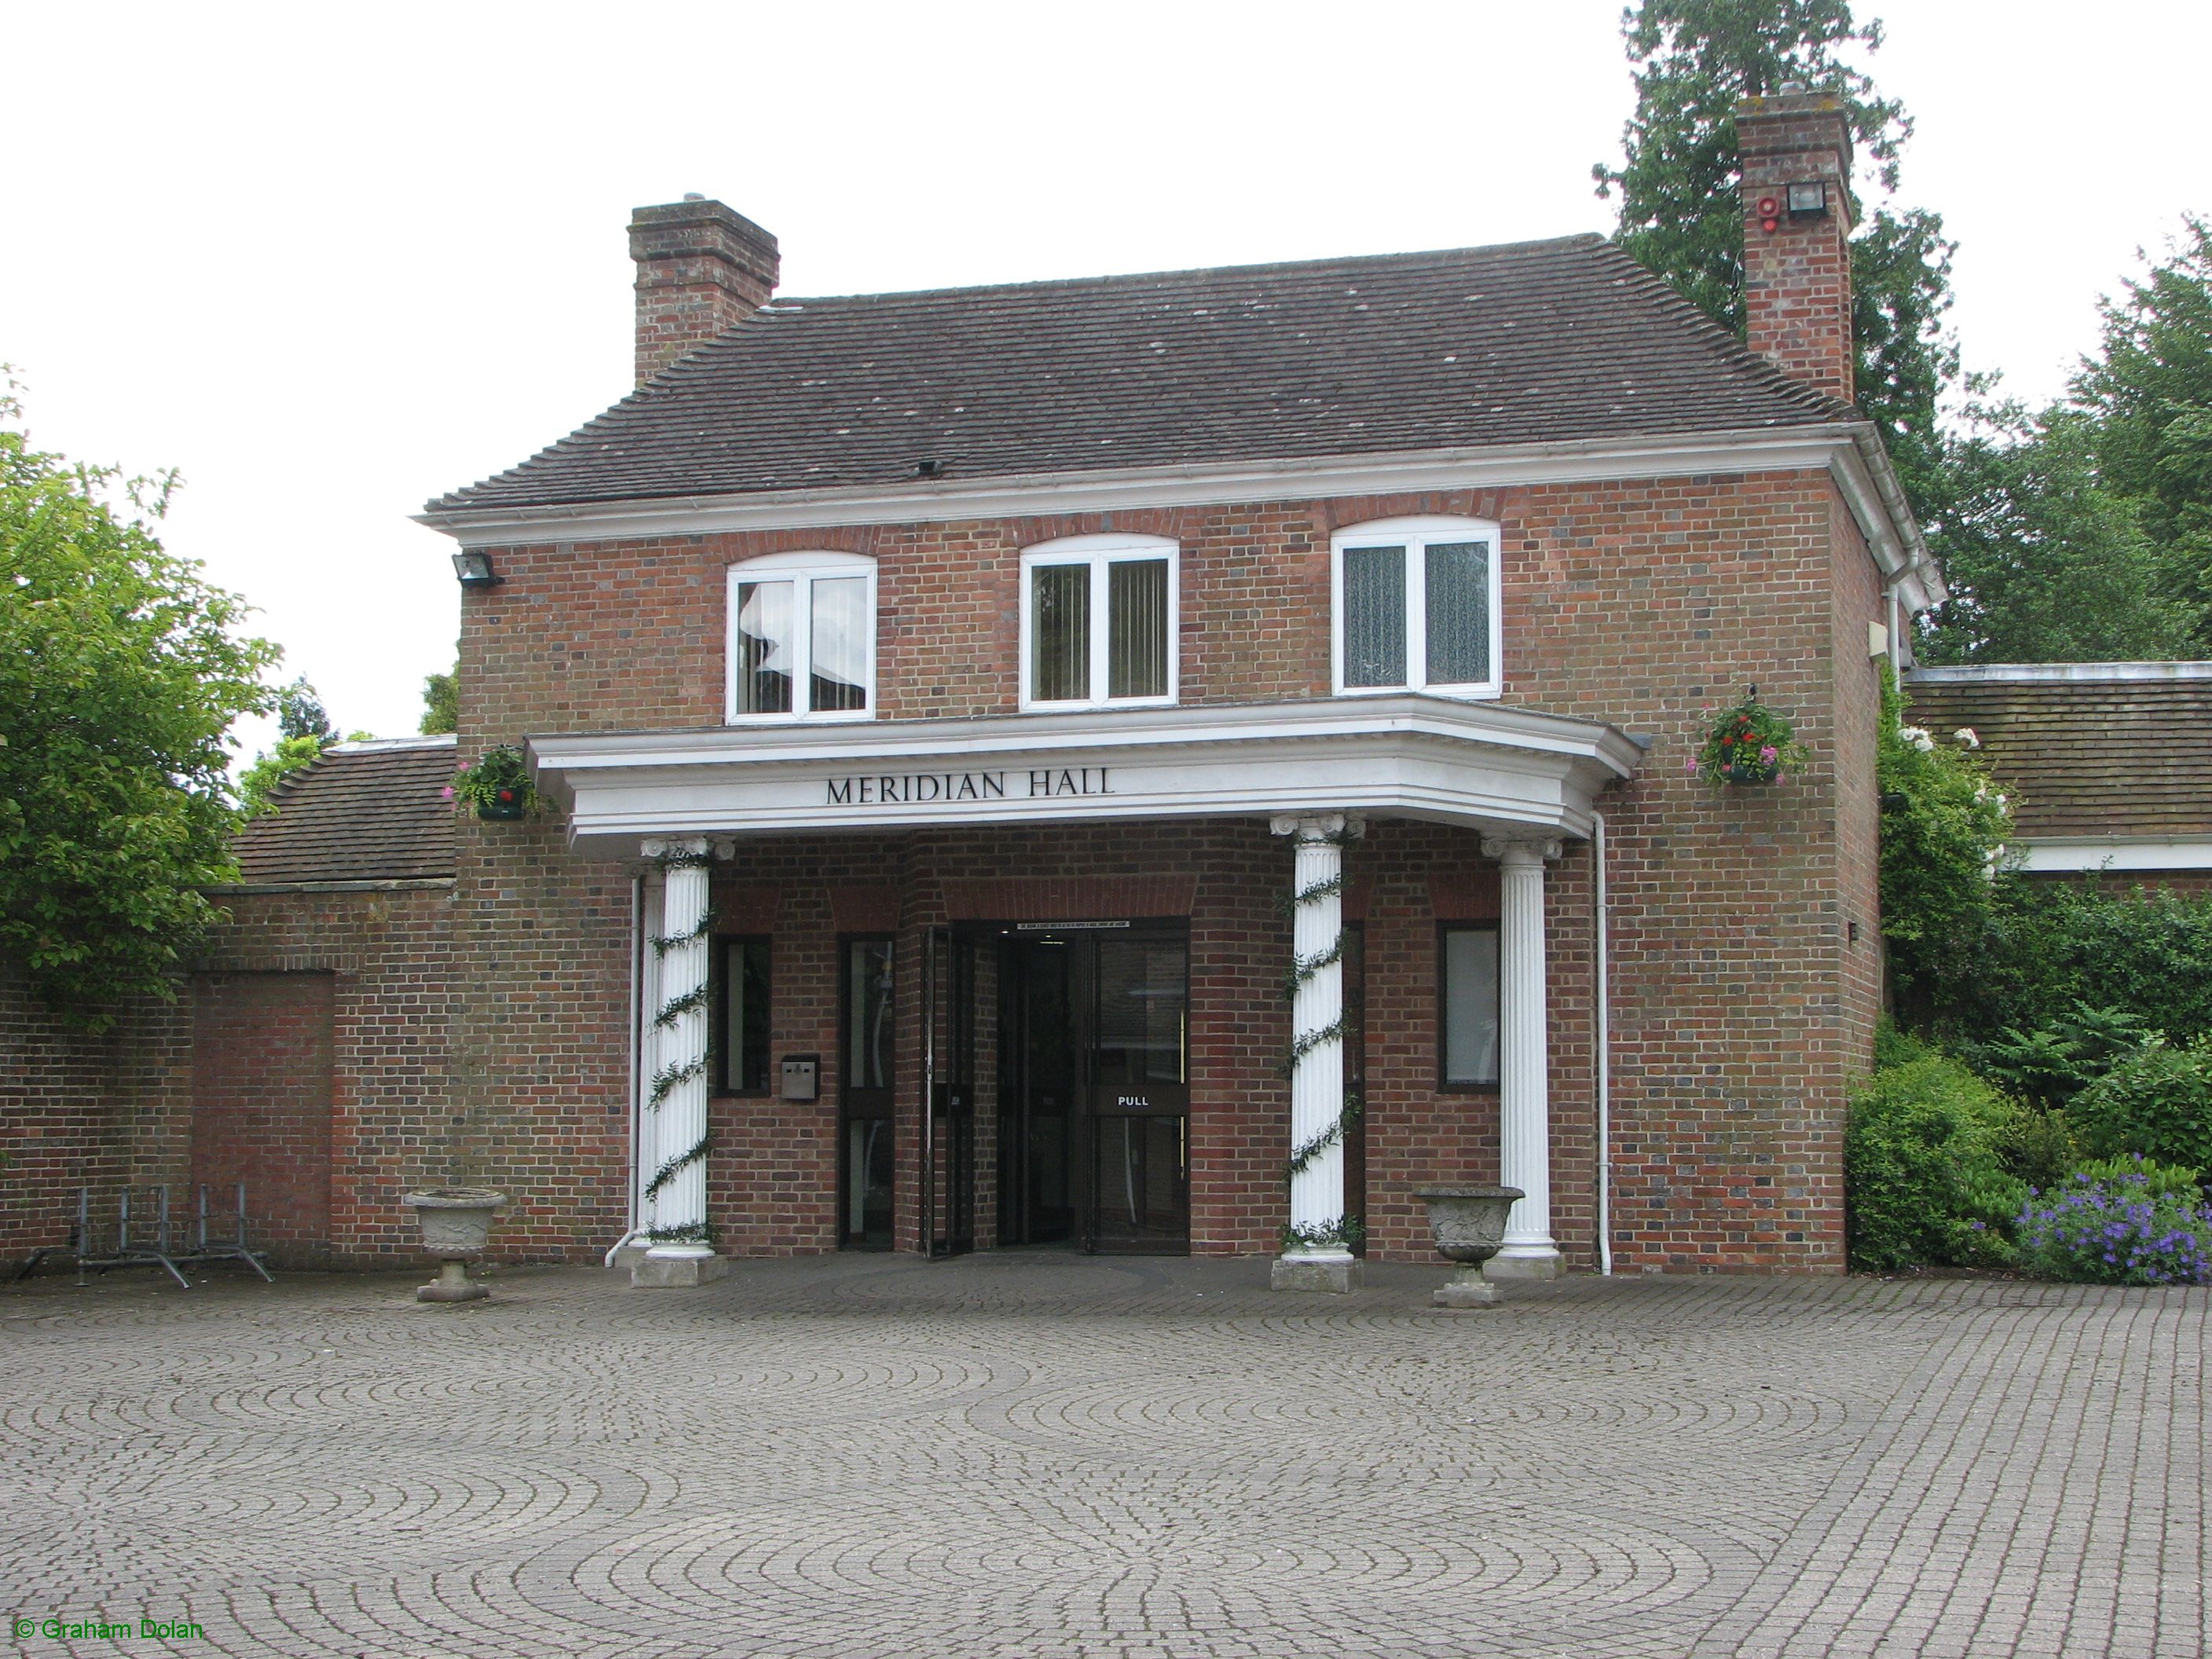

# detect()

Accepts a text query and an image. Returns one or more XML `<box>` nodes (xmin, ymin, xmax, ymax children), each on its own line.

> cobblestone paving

<box><xmin>2</xmin><ymin>1254</ymin><xmax>2205</xmax><ymax>1657</ymax></box>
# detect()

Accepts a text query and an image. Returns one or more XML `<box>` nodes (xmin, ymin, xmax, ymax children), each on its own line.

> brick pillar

<box><xmin>1484</xmin><ymin>836</ymin><xmax>1563</xmax><ymax>1280</ymax></box>
<box><xmin>629</xmin><ymin>198</ymin><xmax>780</xmax><ymax>384</ymax></box>
<box><xmin>1269</xmin><ymin>812</ymin><xmax>1364</xmax><ymax>1293</ymax></box>
<box><xmin>1736</xmin><ymin>91</ymin><xmax>1856</xmax><ymax>403</ymax></box>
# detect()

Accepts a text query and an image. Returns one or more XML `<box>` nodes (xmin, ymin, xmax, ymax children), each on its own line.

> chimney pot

<box><xmin>628</xmin><ymin>197</ymin><xmax>780</xmax><ymax>384</ymax></box>
<box><xmin>1735</xmin><ymin>92</ymin><xmax>1856</xmax><ymax>404</ymax></box>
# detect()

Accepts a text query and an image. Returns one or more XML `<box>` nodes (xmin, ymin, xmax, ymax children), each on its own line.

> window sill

<box><xmin>1335</xmin><ymin>685</ymin><xmax>1503</xmax><ymax>702</ymax></box>
<box><xmin>1017</xmin><ymin>698</ymin><xmax>1180</xmax><ymax>715</ymax></box>
<box><xmin>723</xmin><ymin>711</ymin><xmax>876</xmax><ymax>727</ymax></box>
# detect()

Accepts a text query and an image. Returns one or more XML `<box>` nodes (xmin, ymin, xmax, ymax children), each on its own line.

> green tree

<box><xmin>2074</xmin><ymin>215</ymin><xmax>2212</xmax><ymax>644</ymax></box>
<box><xmin>1917</xmin><ymin>402</ymin><xmax>2198</xmax><ymax>662</ymax></box>
<box><xmin>276</xmin><ymin>676</ymin><xmax>334</xmax><ymax>744</ymax></box>
<box><xmin>1594</xmin><ymin>1</ymin><xmax>1958</xmax><ymax>522</ymax></box>
<box><xmin>236</xmin><ymin>733</ymin><xmax>328</xmax><ymax>816</ymax></box>
<box><xmin>1879</xmin><ymin>668</ymin><xmax>2012</xmax><ymax>1030</ymax></box>
<box><xmin>420</xmin><ymin>659</ymin><xmax>457</xmax><ymax>735</ymax></box>
<box><xmin>237</xmin><ymin>678</ymin><xmax>342</xmax><ymax>815</ymax></box>
<box><xmin>0</xmin><ymin>386</ymin><xmax>277</xmax><ymax>1025</ymax></box>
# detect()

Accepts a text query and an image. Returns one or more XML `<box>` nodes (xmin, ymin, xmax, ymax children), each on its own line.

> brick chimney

<box><xmin>628</xmin><ymin>196</ymin><xmax>780</xmax><ymax>383</ymax></box>
<box><xmin>1735</xmin><ymin>91</ymin><xmax>1855</xmax><ymax>404</ymax></box>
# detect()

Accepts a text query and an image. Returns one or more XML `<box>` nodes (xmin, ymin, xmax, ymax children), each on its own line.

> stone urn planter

<box><xmin>1413</xmin><ymin>1185</ymin><xmax>1525</xmax><ymax>1308</ymax></box>
<box><xmin>404</xmin><ymin>1188</ymin><xmax>506</xmax><ymax>1303</ymax></box>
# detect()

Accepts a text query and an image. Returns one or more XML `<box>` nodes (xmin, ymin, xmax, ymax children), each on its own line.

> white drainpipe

<box><xmin>602</xmin><ymin>871</ymin><xmax>648</xmax><ymax>1267</ymax></box>
<box><xmin>1594</xmin><ymin>811</ymin><xmax>1613</xmax><ymax>1276</ymax></box>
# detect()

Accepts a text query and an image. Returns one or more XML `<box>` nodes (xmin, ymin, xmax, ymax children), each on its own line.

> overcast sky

<box><xmin>5</xmin><ymin>1</ymin><xmax>2206</xmax><ymax>759</ymax></box>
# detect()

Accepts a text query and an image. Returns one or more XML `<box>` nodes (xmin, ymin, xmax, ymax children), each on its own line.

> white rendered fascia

<box><xmin>423</xmin><ymin>427</ymin><xmax>1860</xmax><ymax>543</ymax></box>
<box><xmin>2012</xmin><ymin>837</ymin><xmax>2212</xmax><ymax>873</ymax></box>
<box><xmin>527</xmin><ymin>695</ymin><xmax>1644</xmax><ymax>851</ymax></box>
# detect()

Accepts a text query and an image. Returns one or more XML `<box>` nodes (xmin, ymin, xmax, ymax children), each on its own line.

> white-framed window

<box><xmin>1018</xmin><ymin>533</ymin><xmax>1178</xmax><ymax>712</ymax></box>
<box><xmin>724</xmin><ymin>551</ymin><xmax>877</xmax><ymax>723</ymax></box>
<box><xmin>1331</xmin><ymin>515</ymin><xmax>1503</xmax><ymax>699</ymax></box>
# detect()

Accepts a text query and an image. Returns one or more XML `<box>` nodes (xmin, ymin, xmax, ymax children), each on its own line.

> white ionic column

<box><xmin>1484</xmin><ymin>835</ymin><xmax>1564</xmax><ymax>1280</ymax></box>
<box><xmin>1269</xmin><ymin>811</ymin><xmax>1364</xmax><ymax>1293</ymax></box>
<box><xmin>635</xmin><ymin>868</ymin><xmax>668</xmax><ymax>1240</ymax></box>
<box><xmin>638</xmin><ymin>836</ymin><xmax>720</xmax><ymax>1285</ymax></box>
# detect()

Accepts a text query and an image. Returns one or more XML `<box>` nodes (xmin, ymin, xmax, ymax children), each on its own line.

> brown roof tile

<box><xmin>1903</xmin><ymin>670</ymin><xmax>2212</xmax><ymax>840</ymax></box>
<box><xmin>429</xmin><ymin>235</ymin><xmax>1849</xmax><ymax>513</ymax></box>
<box><xmin>229</xmin><ymin>739</ymin><xmax>457</xmax><ymax>885</ymax></box>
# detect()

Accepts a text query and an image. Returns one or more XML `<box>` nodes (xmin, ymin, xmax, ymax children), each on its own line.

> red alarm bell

<box><xmin>1756</xmin><ymin>196</ymin><xmax>1782</xmax><ymax>233</ymax></box>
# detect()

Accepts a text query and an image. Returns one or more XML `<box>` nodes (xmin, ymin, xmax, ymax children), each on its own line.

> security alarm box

<box><xmin>779</xmin><ymin>1055</ymin><xmax>820</xmax><ymax>1102</ymax></box>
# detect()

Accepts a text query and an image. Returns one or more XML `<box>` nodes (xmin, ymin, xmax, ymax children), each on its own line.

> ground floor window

<box><xmin>713</xmin><ymin>936</ymin><xmax>772</xmax><ymax>1095</ymax></box>
<box><xmin>1439</xmin><ymin>924</ymin><xmax>1501</xmax><ymax>1087</ymax></box>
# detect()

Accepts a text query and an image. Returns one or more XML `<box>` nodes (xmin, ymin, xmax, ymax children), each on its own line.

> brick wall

<box><xmin>190</xmin><ymin>971</ymin><xmax>335</xmax><ymax>1264</ymax></box>
<box><xmin>433</xmin><ymin>466</ymin><xmax>1885</xmax><ymax>1272</ymax></box>
<box><xmin>0</xmin><ymin>958</ymin><xmax>186</xmax><ymax>1262</ymax></box>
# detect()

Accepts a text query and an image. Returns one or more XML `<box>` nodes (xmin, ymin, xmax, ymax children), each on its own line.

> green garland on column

<box><xmin>1278</xmin><ymin>825</ymin><xmax>1364</xmax><ymax>1247</ymax></box>
<box><xmin>643</xmin><ymin>844</ymin><xmax>716</xmax><ymax>1187</ymax></box>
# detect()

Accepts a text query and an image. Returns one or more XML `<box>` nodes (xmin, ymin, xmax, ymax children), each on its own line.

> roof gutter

<box><xmin>416</xmin><ymin>419</ymin><xmax>1941</xmax><ymax>615</ymax></box>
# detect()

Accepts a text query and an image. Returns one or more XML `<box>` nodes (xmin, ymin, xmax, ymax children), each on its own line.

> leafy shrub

<box><xmin>2067</xmin><ymin>1035</ymin><xmax>2212</xmax><ymax>1171</ymax></box>
<box><xmin>1934</xmin><ymin>880</ymin><xmax>2212</xmax><ymax>1050</ymax></box>
<box><xmin>2000</xmin><ymin>1106</ymin><xmax>2080</xmax><ymax>1197</ymax></box>
<box><xmin>1880</xmin><ymin>674</ymin><xmax>2012</xmax><ymax>1028</ymax></box>
<box><xmin>1847</xmin><ymin>1055</ymin><xmax>2029</xmax><ymax>1271</ymax></box>
<box><xmin>2067</xmin><ymin>1153</ymin><xmax>2206</xmax><ymax>1200</ymax></box>
<box><xmin>2016</xmin><ymin>1166</ymin><xmax>2212</xmax><ymax>1286</ymax></box>
<box><xmin>1971</xmin><ymin>1003</ymin><xmax>2159</xmax><ymax>1113</ymax></box>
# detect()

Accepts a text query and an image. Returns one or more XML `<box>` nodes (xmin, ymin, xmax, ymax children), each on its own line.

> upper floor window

<box><xmin>725</xmin><ymin>551</ymin><xmax>876</xmax><ymax>723</ymax></box>
<box><xmin>1020</xmin><ymin>534</ymin><xmax>1178</xmax><ymax>711</ymax></box>
<box><xmin>1331</xmin><ymin>517</ymin><xmax>1502</xmax><ymax>699</ymax></box>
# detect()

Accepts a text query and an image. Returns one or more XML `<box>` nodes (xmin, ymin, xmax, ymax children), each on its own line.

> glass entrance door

<box><xmin>1086</xmin><ymin>931</ymin><xmax>1190</xmax><ymax>1253</ymax></box>
<box><xmin>994</xmin><ymin>924</ymin><xmax>1189</xmax><ymax>1255</ymax></box>
<box><xmin>838</xmin><ymin>936</ymin><xmax>895</xmax><ymax>1249</ymax></box>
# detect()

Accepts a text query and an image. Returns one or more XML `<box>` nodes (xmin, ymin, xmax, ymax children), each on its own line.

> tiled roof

<box><xmin>430</xmin><ymin>235</ymin><xmax>1849</xmax><ymax>512</ymax></box>
<box><xmin>230</xmin><ymin>738</ymin><xmax>457</xmax><ymax>884</ymax></box>
<box><xmin>1903</xmin><ymin>668</ymin><xmax>2212</xmax><ymax>840</ymax></box>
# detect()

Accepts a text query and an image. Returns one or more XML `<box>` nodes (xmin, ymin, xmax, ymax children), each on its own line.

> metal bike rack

<box><xmin>11</xmin><ymin>1184</ymin><xmax>274</xmax><ymax>1287</ymax></box>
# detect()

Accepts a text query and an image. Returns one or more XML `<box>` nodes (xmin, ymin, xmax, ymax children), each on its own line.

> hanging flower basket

<box><xmin>446</xmin><ymin>745</ymin><xmax>544</xmax><ymax>822</ymax></box>
<box><xmin>1694</xmin><ymin>689</ymin><xmax>1807</xmax><ymax>788</ymax></box>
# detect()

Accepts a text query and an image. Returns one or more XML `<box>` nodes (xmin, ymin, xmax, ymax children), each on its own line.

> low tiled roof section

<box><xmin>1903</xmin><ymin>674</ymin><xmax>2212</xmax><ymax>839</ymax></box>
<box><xmin>231</xmin><ymin>739</ymin><xmax>457</xmax><ymax>884</ymax></box>
<box><xmin>432</xmin><ymin>235</ymin><xmax>1848</xmax><ymax>511</ymax></box>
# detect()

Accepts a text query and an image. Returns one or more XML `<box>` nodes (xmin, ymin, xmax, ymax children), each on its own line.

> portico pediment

<box><xmin>528</xmin><ymin>696</ymin><xmax>1643</xmax><ymax>851</ymax></box>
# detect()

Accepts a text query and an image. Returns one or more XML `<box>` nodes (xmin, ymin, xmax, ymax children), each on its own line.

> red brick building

<box><xmin>5</xmin><ymin>93</ymin><xmax>1943</xmax><ymax>1283</ymax></box>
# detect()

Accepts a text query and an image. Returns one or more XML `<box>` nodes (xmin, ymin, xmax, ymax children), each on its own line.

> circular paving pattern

<box><xmin>1</xmin><ymin>1258</ymin><xmax>2203</xmax><ymax>1657</ymax></box>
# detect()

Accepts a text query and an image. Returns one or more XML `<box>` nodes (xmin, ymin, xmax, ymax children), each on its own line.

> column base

<box><xmin>632</xmin><ymin>1253</ymin><xmax>731</xmax><ymax>1289</ymax></box>
<box><xmin>1434</xmin><ymin>1266</ymin><xmax>1504</xmax><ymax>1308</ymax></box>
<box><xmin>606</xmin><ymin>1243</ymin><xmax>650</xmax><ymax>1274</ymax></box>
<box><xmin>1271</xmin><ymin>1253</ymin><xmax>1362</xmax><ymax>1294</ymax></box>
<box><xmin>1484</xmin><ymin>1249</ymin><xmax>1563</xmax><ymax>1283</ymax></box>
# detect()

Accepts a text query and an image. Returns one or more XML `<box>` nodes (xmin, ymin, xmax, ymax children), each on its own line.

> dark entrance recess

<box><xmin>934</xmin><ymin>920</ymin><xmax>1191</xmax><ymax>1256</ymax></box>
<box><xmin>838</xmin><ymin>936</ymin><xmax>896</xmax><ymax>1249</ymax></box>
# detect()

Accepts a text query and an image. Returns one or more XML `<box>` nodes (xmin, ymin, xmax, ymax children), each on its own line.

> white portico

<box><xmin>533</xmin><ymin>694</ymin><xmax>1642</xmax><ymax>1288</ymax></box>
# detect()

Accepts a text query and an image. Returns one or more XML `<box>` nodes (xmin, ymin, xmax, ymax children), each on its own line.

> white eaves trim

<box><xmin>2013</xmin><ymin>837</ymin><xmax>2212</xmax><ymax>873</ymax></box>
<box><xmin>526</xmin><ymin>694</ymin><xmax>1645</xmax><ymax>851</ymax></box>
<box><xmin>1910</xmin><ymin>661</ymin><xmax>2212</xmax><ymax>684</ymax></box>
<box><xmin>419</xmin><ymin>423</ymin><xmax>1939</xmax><ymax>610</ymax></box>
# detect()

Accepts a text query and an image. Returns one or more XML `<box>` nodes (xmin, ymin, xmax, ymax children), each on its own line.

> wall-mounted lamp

<box><xmin>452</xmin><ymin>549</ymin><xmax>503</xmax><ymax>588</ymax></box>
<box><xmin>1785</xmin><ymin>180</ymin><xmax>1829</xmax><ymax>219</ymax></box>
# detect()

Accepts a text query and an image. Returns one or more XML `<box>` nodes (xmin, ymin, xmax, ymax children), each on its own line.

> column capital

<box><xmin>1481</xmin><ymin>834</ymin><xmax>1565</xmax><ymax>865</ymax></box>
<box><xmin>1270</xmin><ymin>812</ymin><xmax>1367</xmax><ymax>841</ymax></box>
<box><xmin>640</xmin><ymin>835</ymin><xmax>712</xmax><ymax>862</ymax></box>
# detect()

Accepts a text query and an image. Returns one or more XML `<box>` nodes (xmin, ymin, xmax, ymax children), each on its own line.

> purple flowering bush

<box><xmin>2016</xmin><ymin>1159</ymin><xmax>2212</xmax><ymax>1286</ymax></box>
